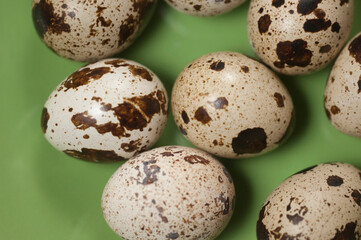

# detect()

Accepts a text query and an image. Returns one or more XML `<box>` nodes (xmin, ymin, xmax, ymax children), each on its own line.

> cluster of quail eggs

<box><xmin>33</xmin><ymin>0</ymin><xmax>361</xmax><ymax>239</ymax></box>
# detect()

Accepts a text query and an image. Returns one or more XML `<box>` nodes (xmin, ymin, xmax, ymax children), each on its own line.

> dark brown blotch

<box><xmin>41</xmin><ymin>107</ymin><xmax>50</xmax><ymax>134</ymax></box>
<box><xmin>32</xmin><ymin>0</ymin><xmax>71</xmax><ymax>38</ymax></box>
<box><xmin>272</xmin><ymin>0</ymin><xmax>285</xmax><ymax>7</ymax></box>
<box><xmin>241</xmin><ymin>66</ymin><xmax>250</xmax><ymax>73</ymax></box>
<box><xmin>303</xmin><ymin>18</ymin><xmax>331</xmax><ymax>33</ymax></box>
<box><xmin>327</xmin><ymin>175</ymin><xmax>344</xmax><ymax>186</ymax></box>
<box><xmin>140</xmin><ymin>159</ymin><xmax>160</xmax><ymax>185</ymax></box>
<box><xmin>63</xmin><ymin>67</ymin><xmax>111</xmax><ymax>91</ymax></box>
<box><xmin>181</xmin><ymin>111</ymin><xmax>190</xmax><ymax>124</ymax></box>
<box><xmin>258</xmin><ymin>14</ymin><xmax>272</xmax><ymax>34</ymax></box>
<box><xmin>121</xmin><ymin>139</ymin><xmax>142</xmax><ymax>152</ymax></box>
<box><xmin>274</xmin><ymin>92</ymin><xmax>285</xmax><ymax>107</ymax></box>
<box><xmin>232</xmin><ymin>128</ymin><xmax>267</xmax><ymax>155</ymax></box>
<box><xmin>104</xmin><ymin>59</ymin><xmax>126</xmax><ymax>67</ymax></box>
<box><xmin>257</xmin><ymin>201</ymin><xmax>270</xmax><ymax>240</ymax></box>
<box><xmin>332</xmin><ymin>221</ymin><xmax>357</xmax><ymax>239</ymax></box>
<box><xmin>297</xmin><ymin>0</ymin><xmax>322</xmax><ymax>15</ymax></box>
<box><xmin>184</xmin><ymin>155</ymin><xmax>210</xmax><ymax>165</ymax></box>
<box><xmin>331</xmin><ymin>105</ymin><xmax>341</xmax><ymax>115</ymax></box>
<box><xmin>128</xmin><ymin>65</ymin><xmax>152</xmax><ymax>81</ymax></box>
<box><xmin>64</xmin><ymin>148</ymin><xmax>124</xmax><ymax>162</ymax></box>
<box><xmin>320</xmin><ymin>45</ymin><xmax>331</xmax><ymax>53</ymax></box>
<box><xmin>166</xmin><ymin>232</ymin><xmax>179</xmax><ymax>239</ymax></box>
<box><xmin>118</xmin><ymin>15</ymin><xmax>136</xmax><ymax>47</ymax></box>
<box><xmin>287</xmin><ymin>214</ymin><xmax>304</xmax><ymax>225</ymax></box>
<box><xmin>351</xmin><ymin>190</ymin><xmax>361</xmax><ymax>206</ymax></box>
<box><xmin>208</xmin><ymin>97</ymin><xmax>228</xmax><ymax>109</ymax></box>
<box><xmin>331</xmin><ymin>22</ymin><xmax>341</xmax><ymax>33</ymax></box>
<box><xmin>179</xmin><ymin>125</ymin><xmax>187</xmax><ymax>135</ymax></box>
<box><xmin>161</xmin><ymin>152</ymin><xmax>174</xmax><ymax>157</ymax></box>
<box><xmin>314</xmin><ymin>8</ymin><xmax>326</xmax><ymax>19</ymax></box>
<box><xmin>194</xmin><ymin>107</ymin><xmax>212</xmax><ymax>124</ymax></box>
<box><xmin>274</xmin><ymin>39</ymin><xmax>312</xmax><ymax>68</ymax></box>
<box><xmin>357</xmin><ymin>79</ymin><xmax>361</xmax><ymax>94</ymax></box>
<box><xmin>194</xmin><ymin>5</ymin><xmax>202</xmax><ymax>11</ymax></box>
<box><xmin>215</xmin><ymin>193</ymin><xmax>230</xmax><ymax>216</ymax></box>
<box><xmin>340</xmin><ymin>0</ymin><xmax>349</xmax><ymax>6</ymax></box>
<box><xmin>349</xmin><ymin>34</ymin><xmax>361</xmax><ymax>65</ymax></box>
<box><xmin>210</xmin><ymin>60</ymin><xmax>225</xmax><ymax>71</ymax></box>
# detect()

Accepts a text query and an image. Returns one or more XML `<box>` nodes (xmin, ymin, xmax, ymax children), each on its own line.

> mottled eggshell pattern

<box><xmin>32</xmin><ymin>0</ymin><xmax>156</xmax><ymax>62</ymax></box>
<box><xmin>257</xmin><ymin>163</ymin><xmax>361</xmax><ymax>240</ymax></box>
<box><xmin>324</xmin><ymin>32</ymin><xmax>361</xmax><ymax>137</ymax></box>
<box><xmin>171</xmin><ymin>52</ymin><xmax>294</xmax><ymax>159</ymax></box>
<box><xmin>101</xmin><ymin>146</ymin><xmax>236</xmax><ymax>240</ymax></box>
<box><xmin>164</xmin><ymin>0</ymin><xmax>246</xmax><ymax>17</ymax></box>
<box><xmin>41</xmin><ymin>58</ymin><xmax>168</xmax><ymax>162</ymax></box>
<box><xmin>247</xmin><ymin>0</ymin><xmax>353</xmax><ymax>75</ymax></box>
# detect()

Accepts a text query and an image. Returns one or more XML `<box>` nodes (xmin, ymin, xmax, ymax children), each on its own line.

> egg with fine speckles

<box><xmin>41</xmin><ymin>58</ymin><xmax>168</xmax><ymax>163</ymax></box>
<box><xmin>257</xmin><ymin>162</ymin><xmax>361</xmax><ymax>239</ymax></box>
<box><xmin>171</xmin><ymin>51</ymin><xmax>294</xmax><ymax>159</ymax></box>
<box><xmin>32</xmin><ymin>0</ymin><xmax>156</xmax><ymax>62</ymax></box>
<box><xmin>164</xmin><ymin>0</ymin><xmax>246</xmax><ymax>17</ymax></box>
<box><xmin>101</xmin><ymin>145</ymin><xmax>236</xmax><ymax>240</ymax></box>
<box><xmin>247</xmin><ymin>0</ymin><xmax>353</xmax><ymax>75</ymax></box>
<box><xmin>324</xmin><ymin>32</ymin><xmax>361</xmax><ymax>138</ymax></box>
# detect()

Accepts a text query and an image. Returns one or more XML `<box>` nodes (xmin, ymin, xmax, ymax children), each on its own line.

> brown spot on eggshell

<box><xmin>327</xmin><ymin>175</ymin><xmax>344</xmax><ymax>186</ymax></box>
<box><xmin>286</xmin><ymin>213</ymin><xmax>304</xmax><ymax>225</ymax></box>
<box><xmin>349</xmin><ymin>35</ymin><xmax>361</xmax><ymax>64</ymax></box>
<box><xmin>184</xmin><ymin>155</ymin><xmax>210</xmax><ymax>165</ymax></box>
<box><xmin>160</xmin><ymin>152</ymin><xmax>174</xmax><ymax>157</ymax></box>
<box><xmin>64</xmin><ymin>148</ymin><xmax>124</xmax><ymax>162</ymax></box>
<box><xmin>104</xmin><ymin>59</ymin><xmax>126</xmax><ymax>67</ymax></box>
<box><xmin>62</xmin><ymin>67</ymin><xmax>111</xmax><ymax>91</ymax></box>
<box><xmin>257</xmin><ymin>201</ymin><xmax>270</xmax><ymax>240</ymax></box>
<box><xmin>340</xmin><ymin>0</ymin><xmax>349</xmax><ymax>6</ymax></box>
<box><xmin>272</xmin><ymin>0</ymin><xmax>285</xmax><ymax>7</ymax></box>
<box><xmin>241</xmin><ymin>66</ymin><xmax>250</xmax><ymax>73</ymax></box>
<box><xmin>331</xmin><ymin>105</ymin><xmax>341</xmax><ymax>115</ymax></box>
<box><xmin>274</xmin><ymin>39</ymin><xmax>312</xmax><ymax>68</ymax></box>
<box><xmin>258</xmin><ymin>14</ymin><xmax>272</xmax><ymax>34</ymax></box>
<box><xmin>214</xmin><ymin>193</ymin><xmax>230</xmax><ymax>216</ymax></box>
<box><xmin>41</xmin><ymin>107</ymin><xmax>50</xmax><ymax>133</ymax></box>
<box><xmin>96</xmin><ymin>6</ymin><xmax>112</xmax><ymax>27</ymax></box>
<box><xmin>181</xmin><ymin>111</ymin><xmax>190</xmax><ymax>124</ymax></box>
<box><xmin>274</xmin><ymin>92</ymin><xmax>285</xmax><ymax>107</ymax></box>
<box><xmin>166</xmin><ymin>232</ymin><xmax>179</xmax><ymax>239</ymax></box>
<box><xmin>118</xmin><ymin>15</ymin><xmax>136</xmax><ymax>47</ymax></box>
<box><xmin>138</xmin><ymin>159</ymin><xmax>160</xmax><ymax>185</ymax></box>
<box><xmin>121</xmin><ymin>139</ymin><xmax>142</xmax><ymax>152</ymax></box>
<box><xmin>128</xmin><ymin>65</ymin><xmax>153</xmax><ymax>81</ymax></box>
<box><xmin>194</xmin><ymin>107</ymin><xmax>212</xmax><ymax>124</ymax></box>
<box><xmin>331</xmin><ymin>22</ymin><xmax>341</xmax><ymax>33</ymax></box>
<box><xmin>303</xmin><ymin>18</ymin><xmax>331</xmax><ymax>33</ymax></box>
<box><xmin>232</xmin><ymin>128</ymin><xmax>267</xmax><ymax>154</ymax></box>
<box><xmin>358</xmin><ymin>80</ymin><xmax>361</xmax><ymax>94</ymax></box>
<box><xmin>320</xmin><ymin>45</ymin><xmax>331</xmax><ymax>53</ymax></box>
<box><xmin>332</xmin><ymin>222</ymin><xmax>357</xmax><ymax>239</ymax></box>
<box><xmin>32</xmin><ymin>0</ymin><xmax>71</xmax><ymax>38</ymax></box>
<box><xmin>210</xmin><ymin>60</ymin><xmax>225</xmax><ymax>71</ymax></box>
<box><xmin>351</xmin><ymin>190</ymin><xmax>361</xmax><ymax>206</ymax></box>
<box><xmin>194</xmin><ymin>5</ymin><xmax>202</xmax><ymax>11</ymax></box>
<box><xmin>297</xmin><ymin>0</ymin><xmax>322</xmax><ymax>15</ymax></box>
<box><xmin>314</xmin><ymin>8</ymin><xmax>325</xmax><ymax>19</ymax></box>
<box><xmin>208</xmin><ymin>97</ymin><xmax>228</xmax><ymax>109</ymax></box>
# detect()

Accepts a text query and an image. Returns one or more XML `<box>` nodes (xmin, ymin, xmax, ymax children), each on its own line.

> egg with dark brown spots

<box><xmin>101</xmin><ymin>146</ymin><xmax>236</xmax><ymax>239</ymax></box>
<box><xmin>257</xmin><ymin>163</ymin><xmax>361</xmax><ymax>240</ymax></box>
<box><xmin>171</xmin><ymin>51</ymin><xmax>294</xmax><ymax>159</ymax></box>
<box><xmin>248</xmin><ymin>0</ymin><xmax>353</xmax><ymax>75</ymax></box>
<box><xmin>164</xmin><ymin>0</ymin><xmax>246</xmax><ymax>16</ymax></box>
<box><xmin>32</xmin><ymin>0</ymin><xmax>156</xmax><ymax>62</ymax></box>
<box><xmin>325</xmin><ymin>32</ymin><xmax>361</xmax><ymax>137</ymax></box>
<box><xmin>41</xmin><ymin>58</ymin><xmax>168</xmax><ymax>163</ymax></box>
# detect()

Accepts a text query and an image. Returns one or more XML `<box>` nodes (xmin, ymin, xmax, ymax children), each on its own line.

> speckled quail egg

<box><xmin>324</xmin><ymin>32</ymin><xmax>361</xmax><ymax>138</ymax></box>
<box><xmin>41</xmin><ymin>58</ymin><xmax>168</xmax><ymax>163</ymax></box>
<box><xmin>171</xmin><ymin>51</ymin><xmax>294</xmax><ymax>159</ymax></box>
<box><xmin>32</xmin><ymin>0</ymin><xmax>156</xmax><ymax>62</ymax></box>
<box><xmin>257</xmin><ymin>162</ymin><xmax>361</xmax><ymax>240</ymax></box>
<box><xmin>101</xmin><ymin>145</ymin><xmax>236</xmax><ymax>240</ymax></box>
<box><xmin>164</xmin><ymin>0</ymin><xmax>246</xmax><ymax>16</ymax></box>
<box><xmin>247</xmin><ymin>0</ymin><xmax>354</xmax><ymax>75</ymax></box>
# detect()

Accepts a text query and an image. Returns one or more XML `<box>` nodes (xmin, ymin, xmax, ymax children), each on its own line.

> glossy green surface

<box><xmin>1</xmin><ymin>1</ymin><xmax>361</xmax><ymax>239</ymax></box>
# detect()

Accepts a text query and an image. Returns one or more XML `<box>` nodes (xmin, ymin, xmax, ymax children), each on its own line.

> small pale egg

<box><xmin>101</xmin><ymin>145</ymin><xmax>236</xmax><ymax>240</ymax></box>
<box><xmin>257</xmin><ymin>162</ymin><xmax>361</xmax><ymax>239</ymax></box>
<box><xmin>171</xmin><ymin>51</ymin><xmax>294</xmax><ymax>159</ymax></box>
<box><xmin>324</xmin><ymin>32</ymin><xmax>361</xmax><ymax>137</ymax></box>
<box><xmin>247</xmin><ymin>0</ymin><xmax>353</xmax><ymax>75</ymax></box>
<box><xmin>164</xmin><ymin>0</ymin><xmax>246</xmax><ymax>17</ymax></box>
<box><xmin>41</xmin><ymin>58</ymin><xmax>168</xmax><ymax>163</ymax></box>
<box><xmin>32</xmin><ymin>0</ymin><xmax>156</xmax><ymax>62</ymax></box>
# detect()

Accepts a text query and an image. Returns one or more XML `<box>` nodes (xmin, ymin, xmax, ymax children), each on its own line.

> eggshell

<box><xmin>32</xmin><ymin>0</ymin><xmax>156</xmax><ymax>62</ymax></box>
<box><xmin>41</xmin><ymin>58</ymin><xmax>168</xmax><ymax>162</ymax></box>
<box><xmin>257</xmin><ymin>163</ymin><xmax>361</xmax><ymax>239</ymax></box>
<box><xmin>171</xmin><ymin>51</ymin><xmax>294</xmax><ymax>159</ymax></box>
<box><xmin>247</xmin><ymin>0</ymin><xmax>353</xmax><ymax>75</ymax></box>
<box><xmin>164</xmin><ymin>0</ymin><xmax>246</xmax><ymax>16</ymax></box>
<box><xmin>101</xmin><ymin>146</ymin><xmax>236</xmax><ymax>240</ymax></box>
<box><xmin>324</xmin><ymin>32</ymin><xmax>361</xmax><ymax>137</ymax></box>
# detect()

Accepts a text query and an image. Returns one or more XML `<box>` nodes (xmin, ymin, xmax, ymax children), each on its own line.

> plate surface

<box><xmin>1</xmin><ymin>1</ymin><xmax>361</xmax><ymax>239</ymax></box>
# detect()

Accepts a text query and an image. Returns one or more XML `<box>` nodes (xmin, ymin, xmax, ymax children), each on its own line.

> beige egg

<box><xmin>257</xmin><ymin>163</ymin><xmax>361</xmax><ymax>239</ymax></box>
<box><xmin>101</xmin><ymin>146</ymin><xmax>236</xmax><ymax>240</ymax></box>
<box><xmin>32</xmin><ymin>0</ymin><xmax>156</xmax><ymax>62</ymax></box>
<box><xmin>171</xmin><ymin>51</ymin><xmax>294</xmax><ymax>159</ymax></box>
<box><xmin>164</xmin><ymin>0</ymin><xmax>246</xmax><ymax>16</ymax></box>
<box><xmin>41</xmin><ymin>58</ymin><xmax>168</xmax><ymax>163</ymax></box>
<box><xmin>324</xmin><ymin>32</ymin><xmax>361</xmax><ymax>137</ymax></box>
<box><xmin>247</xmin><ymin>0</ymin><xmax>353</xmax><ymax>75</ymax></box>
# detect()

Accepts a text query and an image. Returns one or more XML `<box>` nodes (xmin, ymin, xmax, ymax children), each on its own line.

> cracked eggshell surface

<box><xmin>324</xmin><ymin>32</ymin><xmax>361</xmax><ymax>137</ymax></box>
<box><xmin>171</xmin><ymin>51</ymin><xmax>294</xmax><ymax>159</ymax></box>
<box><xmin>32</xmin><ymin>0</ymin><xmax>156</xmax><ymax>62</ymax></box>
<box><xmin>41</xmin><ymin>58</ymin><xmax>168</xmax><ymax>163</ymax></box>
<box><xmin>247</xmin><ymin>0</ymin><xmax>353</xmax><ymax>75</ymax></box>
<box><xmin>164</xmin><ymin>0</ymin><xmax>246</xmax><ymax>16</ymax></box>
<box><xmin>257</xmin><ymin>163</ymin><xmax>361</xmax><ymax>240</ymax></box>
<box><xmin>101</xmin><ymin>145</ymin><xmax>236</xmax><ymax>240</ymax></box>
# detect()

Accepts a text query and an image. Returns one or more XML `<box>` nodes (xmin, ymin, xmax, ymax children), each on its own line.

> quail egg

<box><xmin>41</xmin><ymin>58</ymin><xmax>168</xmax><ymax>162</ymax></box>
<box><xmin>171</xmin><ymin>51</ymin><xmax>294</xmax><ymax>159</ymax></box>
<box><xmin>101</xmin><ymin>145</ymin><xmax>236</xmax><ymax>240</ymax></box>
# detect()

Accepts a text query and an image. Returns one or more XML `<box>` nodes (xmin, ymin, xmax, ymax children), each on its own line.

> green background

<box><xmin>1</xmin><ymin>1</ymin><xmax>361</xmax><ymax>239</ymax></box>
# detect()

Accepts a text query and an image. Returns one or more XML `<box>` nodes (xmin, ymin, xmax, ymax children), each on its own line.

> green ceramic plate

<box><xmin>1</xmin><ymin>1</ymin><xmax>361</xmax><ymax>239</ymax></box>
